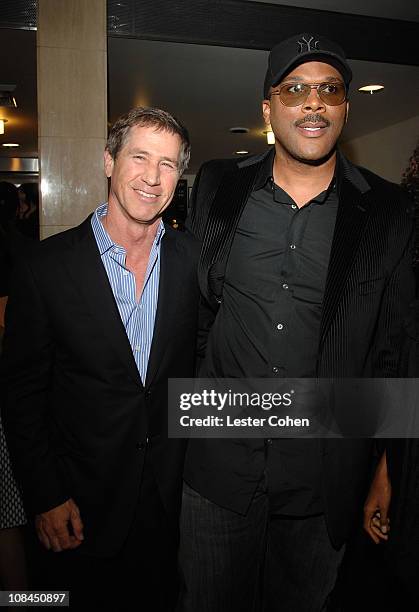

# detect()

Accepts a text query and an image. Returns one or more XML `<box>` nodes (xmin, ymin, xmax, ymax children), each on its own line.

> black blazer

<box><xmin>1</xmin><ymin>216</ymin><xmax>199</xmax><ymax>556</ymax></box>
<box><xmin>184</xmin><ymin>149</ymin><xmax>416</xmax><ymax>548</ymax></box>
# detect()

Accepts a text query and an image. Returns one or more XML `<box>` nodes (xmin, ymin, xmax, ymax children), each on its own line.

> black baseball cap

<box><xmin>263</xmin><ymin>33</ymin><xmax>352</xmax><ymax>99</ymax></box>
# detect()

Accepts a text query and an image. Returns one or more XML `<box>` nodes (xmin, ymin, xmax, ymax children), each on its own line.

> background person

<box><xmin>383</xmin><ymin>140</ymin><xmax>419</xmax><ymax>605</ymax></box>
<box><xmin>0</xmin><ymin>182</ymin><xmax>20</xmax><ymax>324</ymax></box>
<box><xmin>15</xmin><ymin>182</ymin><xmax>39</xmax><ymax>241</ymax></box>
<box><xmin>0</xmin><ymin>181</ymin><xmax>28</xmax><ymax>605</ymax></box>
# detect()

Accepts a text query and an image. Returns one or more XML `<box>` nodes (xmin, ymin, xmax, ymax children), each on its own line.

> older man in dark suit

<box><xmin>179</xmin><ymin>34</ymin><xmax>415</xmax><ymax>611</ymax></box>
<box><xmin>1</xmin><ymin>107</ymin><xmax>199</xmax><ymax>611</ymax></box>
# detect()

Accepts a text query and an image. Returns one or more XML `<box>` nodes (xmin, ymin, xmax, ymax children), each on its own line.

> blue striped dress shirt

<box><xmin>91</xmin><ymin>203</ymin><xmax>165</xmax><ymax>385</ymax></box>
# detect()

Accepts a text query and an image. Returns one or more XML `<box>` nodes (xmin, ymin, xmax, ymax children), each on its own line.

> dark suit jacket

<box><xmin>184</xmin><ymin>149</ymin><xmax>416</xmax><ymax>549</ymax></box>
<box><xmin>1</xmin><ymin>216</ymin><xmax>199</xmax><ymax>557</ymax></box>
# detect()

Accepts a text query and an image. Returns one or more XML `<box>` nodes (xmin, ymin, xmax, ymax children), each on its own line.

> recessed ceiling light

<box><xmin>358</xmin><ymin>84</ymin><xmax>385</xmax><ymax>94</ymax></box>
<box><xmin>235</xmin><ymin>150</ymin><xmax>249</xmax><ymax>155</ymax></box>
<box><xmin>229</xmin><ymin>127</ymin><xmax>249</xmax><ymax>134</ymax></box>
<box><xmin>2</xmin><ymin>143</ymin><xmax>19</xmax><ymax>147</ymax></box>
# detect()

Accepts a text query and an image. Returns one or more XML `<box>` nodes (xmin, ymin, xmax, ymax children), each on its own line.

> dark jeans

<box><xmin>179</xmin><ymin>482</ymin><xmax>344</xmax><ymax>612</ymax></box>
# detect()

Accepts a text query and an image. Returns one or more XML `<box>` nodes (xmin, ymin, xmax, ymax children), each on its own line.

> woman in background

<box><xmin>0</xmin><ymin>181</ymin><xmax>28</xmax><ymax>597</ymax></box>
<box><xmin>15</xmin><ymin>182</ymin><xmax>39</xmax><ymax>241</ymax></box>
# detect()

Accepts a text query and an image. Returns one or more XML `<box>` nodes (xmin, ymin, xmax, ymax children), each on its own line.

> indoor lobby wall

<box><xmin>341</xmin><ymin>115</ymin><xmax>419</xmax><ymax>184</ymax></box>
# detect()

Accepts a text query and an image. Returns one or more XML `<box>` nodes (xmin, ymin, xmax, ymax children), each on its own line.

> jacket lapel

<box><xmin>64</xmin><ymin>218</ymin><xmax>142</xmax><ymax>387</ymax></box>
<box><xmin>200</xmin><ymin>157</ymin><xmax>265</xmax><ymax>303</ymax></box>
<box><xmin>319</xmin><ymin>155</ymin><xmax>373</xmax><ymax>346</ymax></box>
<box><xmin>145</xmin><ymin>227</ymin><xmax>179</xmax><ymax>387</ymax></box>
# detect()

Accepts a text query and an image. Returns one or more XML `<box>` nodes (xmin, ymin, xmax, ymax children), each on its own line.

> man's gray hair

<box><xmin>106</xmin><ymin>106</ymin><xmax>191</xmax><ymax>174</ymax></box>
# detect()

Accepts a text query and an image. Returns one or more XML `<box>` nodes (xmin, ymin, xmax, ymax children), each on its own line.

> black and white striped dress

<box><xmin>0</xmin><ymin>416</ymin><xmax>26</xmax><ymax>529</ymax></box>
<box><xmin>0</xmin><ymin>329</ymin><xmax>26</xmax><ymax>531</ymax></box>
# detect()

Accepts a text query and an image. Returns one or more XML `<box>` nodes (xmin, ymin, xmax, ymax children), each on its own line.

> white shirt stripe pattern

<box><xmin>91</xmin><ymin>203</ymin><xmax>164</xmax><ymax>385</ymax></box>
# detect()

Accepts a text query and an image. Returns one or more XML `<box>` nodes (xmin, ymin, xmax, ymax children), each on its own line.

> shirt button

<box><xmin>291</xmin><ymin>204</ymin><xmax>297</xmax><ymax>210</ymax></box>
<box><xmin>290</xmin><ymin>244</ymin><xmax>296</xmax><ymax>250</ymax></box>
<box><xmin>282</xmin><ymin>283</ymin><xmax>289</xmax><ymax>290</ymax></box>
<box><xmin>276</xmin><ymin>323</ymin><xmax>284</xmax><ymax>330</ymax></box>
<box><xmin>266</xmin><ymin>438</ymin><xmax>273</xmax><ymax>445</ymax></box>
<box><xmin>272</xmin><ymin>366</ymin><xmax>279</xmax><ymax>374</ymax></box>
<box><xmin>134</xmin><ymin>346</ymin><xmax>141</xmax><ymax>351</ymax></box>
<box><xmin>123</xmin><ymin>270</ymin><xmax>129</xmax><ymax>276</ymax></box>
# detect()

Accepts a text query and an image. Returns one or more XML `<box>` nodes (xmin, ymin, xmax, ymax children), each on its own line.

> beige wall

<box><xmin>37</xmin><ymin>0</ymin><xmax>108</xmax><ymax>239</ymax></box>
<box><xmin>341</xmin><ymin>115</ymin><xmax>419</xmax><ymax>184</ymax></box>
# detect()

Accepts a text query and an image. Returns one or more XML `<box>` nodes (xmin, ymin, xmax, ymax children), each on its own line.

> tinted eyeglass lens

<box><xmin>279</xmin><ymin>83</ymin><xmax>346</xmax><ymax>106</ymax></box>
<box><xmin>317</xmin><ymin>83</ymin><xmax>346</xmax><ymax>105</ymax></box>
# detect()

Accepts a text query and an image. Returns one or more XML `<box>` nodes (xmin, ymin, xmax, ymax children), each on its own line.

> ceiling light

<box><xmin>235</xmin><ymin>150</ymin><xmax>249</xmax><ymax>155</ymax></box>
<box><xmin>2</xmin><ymin>143</ymin><xmax>19</xmax><ymax>147</ymax></box>
<box><xmin>229</xmin><ymin>127</ymin><xmax>249</xmax><ymax>134</ymax></box>
<box><xmin>358</xmin><ymin>84</ymin><xmax>384</xmax><ymax>94</ymax></box>
<box><xmin>0</xmin><ymin>84</ymin><xmax>17</xmax><ymax>108</ymax></box>
<box><xmin>0</xmin><ymin>119</ymin><xmax>7</xmax><ymax>135</ymax></box>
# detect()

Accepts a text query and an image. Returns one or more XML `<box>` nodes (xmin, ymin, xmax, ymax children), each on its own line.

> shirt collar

<box><xmin>254</xmin><ymin>147</ymin><xmax>339</xmax><ymax>202</ymax></box>
<box><xmin>91</xmin><ymin>202</ymin><xmax>165</xmax><ymax>256</ymax></box>
<box><xmin>253</xmin><ymin>147</ymin><xmax>276</xmax><ymax>191</ymax></box>
<box><xmin>91</xmin><ymin>203</ymin><xmax>114</xmax><ymax>255</ymax></box>
<box><xmin>153</xmin><ymin>218</ymin><xmax>166</xmax><ymax>246</ymax></box>
<box><xmin>253</xmin><ymin>146</ymin><xmax>370</xmax><ymax>195</ymax></box>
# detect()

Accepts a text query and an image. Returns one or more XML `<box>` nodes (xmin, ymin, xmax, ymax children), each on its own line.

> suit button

<box><xmin>145</xmin><ymin>390</ymin><xmax>151</xmax><ymax>399</ymax></box>
<box><xmin>136</xmin><ymin>442</ymin><xmax>146</xmax><ymax>451</ymax></box>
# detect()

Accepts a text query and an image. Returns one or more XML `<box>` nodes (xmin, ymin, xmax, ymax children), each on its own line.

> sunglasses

<box><xmin>270</xmin><ymin>82</ymin><xmax>347</xmax><ymax>107</ymax></box>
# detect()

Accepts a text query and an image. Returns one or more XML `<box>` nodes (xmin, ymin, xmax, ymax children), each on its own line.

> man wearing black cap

<box><xmin>180</xmin><ymin>33</ymin><xmax>415</xmax><ymax>611</ymax></box>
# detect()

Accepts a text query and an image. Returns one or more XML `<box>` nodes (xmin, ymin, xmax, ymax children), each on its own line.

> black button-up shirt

<box><xmin>203</xmin><ymin>150</ymin><xmax>339</xmax><ymax>515</ymax></box>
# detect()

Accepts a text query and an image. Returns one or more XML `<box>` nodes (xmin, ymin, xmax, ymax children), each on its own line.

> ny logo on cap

<box><xmin>297</xmin><ymin>36</ymin><xmax>320</xmax><ymax>53</ymax></box>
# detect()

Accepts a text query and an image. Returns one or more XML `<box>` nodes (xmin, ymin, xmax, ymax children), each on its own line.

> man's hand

<box><xmin>35</xmin><ymin>498</ymin><xmax>84</xmax><ymax>552</ymax></box>
<box><xmin>363</xmin><ymin>451</ymin><xmax>391</xmax><ymax>544</ymax></box>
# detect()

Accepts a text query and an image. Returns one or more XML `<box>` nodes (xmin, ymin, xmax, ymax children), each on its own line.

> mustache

<box><xmin>295</xmin><ymin>114</ymin><xmax>330</xmax><ymax>127</ymax></box>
